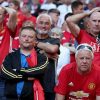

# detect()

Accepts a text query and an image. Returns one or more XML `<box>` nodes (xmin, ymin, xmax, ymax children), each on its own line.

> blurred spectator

<box><xmin>71</xmin><ymin>0</ymin><xmax>84</xmax><ymax>14</ymax></box>
<box><xmin>50</xmin><ymin>27</ymin><xmax>70</xmax><ymax>77</ymax></box>
<box><xmin>71</xmin><ymin>0</ymin><xmax>84</xmax><ymax>29</ymax></box>
<box><xmin>40</xmin><ymin>0</ymin><xmax>56</xmax><ymax>10</ymax></box>
<box><xmin>48</xmin><ymin>9</ymin><xmax>60</xmax><ymax>28</ymax></box>
<box><xmin>9</xmin><ymin>0</ymin><xmax>26</xmax><ymax>49</ymax></box>
<box><xmin>53</xmin><ymin>0</ymin><xmax>63</xmax><ymax>7</ymax></box>
<box><xmin>84</xmin><ymin>1</ymin><xmax>96</xmax><ymax>11</ymax></box>
<box><xmin>0</xmin><ymin>6</ymin><xmax>17</xmax><ymax>100</ymax></box>
<box><xmin>57</xmin><ymin>0</ymin><xmax>72</xmax><ymax>27</ymax></box>
<box><xmin>9</xmin><ymin>0</ymin><xmax>37</xmax><ymax>49</ymax></box>
<box><xmin>21</xmin><ymin>3</ymin><xmax>36</xmax><ymax>24</ymax></box>
<box><xmin>0</xmin><ymin>0</ymin><xmax>9</xmax><ymax>7</ymax></box>
<box><xmin>96</xmin><ymin>1</ymin><xmax>100</xmax><ymax>7</ymax></box>
<box><xmin>29</xmin><ymin>0</ymin><xmax>41</xmax><ymax>17</ymax></box>
<box><xmin>61</xmin><ymin>1</ymin><xmax>85</xmax><ymax>62</ymax></box>
<box><xmin>0</xmin><ymin>6</ymin><xmax>17</xmax><ymax>66</ymax></box>
<box><xmin>61</xmin><ymin>13</ymin><xmax>76</xmax><ymax>63</ymax></box>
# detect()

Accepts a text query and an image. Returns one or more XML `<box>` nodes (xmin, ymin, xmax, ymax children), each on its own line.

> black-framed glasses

<box><xmin>76</xmin><ymin>44</ymin><xmax>93</xmax><ymax>52</ymax></box>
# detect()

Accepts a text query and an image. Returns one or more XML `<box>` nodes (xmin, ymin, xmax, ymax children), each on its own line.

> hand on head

<box><xmin>88</xmin><ymin>7</ymin><xmax>100</xmax><ymax>15</ymax></box>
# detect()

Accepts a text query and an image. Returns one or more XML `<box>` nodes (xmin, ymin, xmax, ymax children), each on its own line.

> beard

<box><xmin>36</xmin><ymin>28</ymin><xmax>51</xmax><ymax>35</ymax></box>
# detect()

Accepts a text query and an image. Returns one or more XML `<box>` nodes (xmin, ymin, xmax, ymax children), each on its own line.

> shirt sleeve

<box><xmin>96</xmin><ymin>70</ymin><xmax>100</xmax><ymax>95</ymax></box>
<box><xmin>54</xmin><ymin>64</ymin><xmax>70</xmax><ymax>95</ymax></box>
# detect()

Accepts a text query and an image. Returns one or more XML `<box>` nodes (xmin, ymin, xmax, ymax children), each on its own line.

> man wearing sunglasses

<box><xmin>66</xmin><ymin>7</ymin><xmax>100</xmax><ymax>66</ymax></box>
<box><xmin>55</xmin><ymin>43</ymin><xmax>100</xmax><ymax>100</ymax></box>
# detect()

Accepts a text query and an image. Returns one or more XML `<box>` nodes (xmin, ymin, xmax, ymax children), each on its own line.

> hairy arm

<box><xmin>37</xmin><ymin>42</ymin><xmax>59</xmax><ymax>54</ymax></box>
<box><xmin>66</xmin><ymin>7</ymin><xmax>100</xmax><ymax>38</ymax></box>
<box><xmin>55</xmin><ymin>93</ymin><xmax>65</xmax><ymax>100</ymax></box>
<box><xmin>4</xmin><ymin>7</ymin><xmax>17</xmax><ymax>32</ymax></box>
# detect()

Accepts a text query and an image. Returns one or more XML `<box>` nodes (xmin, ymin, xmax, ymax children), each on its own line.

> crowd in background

<box><xmin>0</xmin><ymin>0</ymin><xmax>100</xmax><ymax>100</ymax></box>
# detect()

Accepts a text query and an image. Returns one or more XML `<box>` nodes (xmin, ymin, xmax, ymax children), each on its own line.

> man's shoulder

<box><xmin>79</xmin><ymin>29</ymin><xmax>87</xmax><ymax>34</ymax></box>
<box><xmin>7</xmin><ymin>49</ymin><xmax>20</xmax><ymax>56</ymax></box>
<box><xmin>62</xmin><ymin>62</ymin><xmax>76</xmax><ymax>72</ymax></box>
<box><xmin>93</xmin><ymin>64</ymin><xmax>100</xmax><ymax>72</ymax></box>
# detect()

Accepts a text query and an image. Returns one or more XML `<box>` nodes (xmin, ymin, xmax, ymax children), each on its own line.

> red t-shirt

<box><xmin>61</xmin><ymin>31</ymin><xmax>75</xmax><ymax>45</ymax></box>
<box><xmin>12</xmin><ymin>11</ymin><xmax>26</xmax><ymax>49</ymax></box>
<box><xmin>55</xmin><ymin>62</ymin><xmax>100</xmax><ymax>100</ymax></box>
<box><xmin>76</xmin><ymin>30</ymin><xmax>100</xmax><ymax>66</ymax></box>
<box><xmin>61</xmin><ymin>31</ymin><xmax>76</xmax><ymax>63</ymax></box>
<box><xmin>0</xmin><ymin>24</ymin><xmax>13</xmax><ymax>66</ymax></box>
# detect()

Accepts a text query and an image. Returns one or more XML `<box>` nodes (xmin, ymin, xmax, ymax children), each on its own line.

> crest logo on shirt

<box><xmin>88</xmin><ymin>83</ymin><xmax>95</xmax><ymax>90</ymax></box>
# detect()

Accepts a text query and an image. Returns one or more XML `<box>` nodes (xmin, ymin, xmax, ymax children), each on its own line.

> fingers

<box><xmin>89</xmin><ymin>7</ymin><xmax>100</xmax><ymax>14</ymax></box>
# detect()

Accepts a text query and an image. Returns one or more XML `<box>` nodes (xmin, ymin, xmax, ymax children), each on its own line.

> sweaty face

<box><xmin>19</xmin><ymin>29</ymin><xmax>36</xmax><ymax>50</ymax></box>
<box><xmin>36</xmin><ymin>16</ymin><xmax>51</xmax><ymax>34</ymax></box>
<box><xmin>89</xmin><ymin>12</ymin><xmax>100</xmax><ymax>35</ymax></box>
<box><xmin>76</xmin><ymin>50</ymin><xmax>93</xmax><ymax>74</ymax></box>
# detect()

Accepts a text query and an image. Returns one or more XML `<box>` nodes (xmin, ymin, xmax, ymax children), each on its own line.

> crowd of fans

<box><xmin>0</xmin><ymin>0</ymin><xmax>100</xmax><ymax>100</ymax></box>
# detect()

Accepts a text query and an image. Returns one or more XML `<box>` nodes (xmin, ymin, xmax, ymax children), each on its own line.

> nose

<box><xmin>83</xmin><ymin>58</ymin><xmax>87</xmax><ymax>63</ymax></box>
<box><xmin>42</xmin><ymin>23</ymin><xmax>46</xmax><ymax>28</ymax></box>
<box><xmin>24</xmin><ymin>36</ymin><xmax>29</xmax><ymax>41</ymax></box>
<box><xmin>95</xmin><ymin>21</ymin><xmax>99</xmax><ymax>25</ymax></box>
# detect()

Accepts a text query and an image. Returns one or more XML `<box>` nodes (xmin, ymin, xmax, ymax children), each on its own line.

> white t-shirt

<box><xmin>40</xmin><ymin>3</ymin><xmax>57</xmax><ymax>10</ymax></box>
<box><xmin>56</xmin><ymin>45</ymin><xmax>70</xmax><ymax>76</ymax></box>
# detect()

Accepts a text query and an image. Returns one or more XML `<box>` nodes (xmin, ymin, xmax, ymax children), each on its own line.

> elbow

<box><xmin>50</xmin><ymin>46</ymin><xmax>59</xmax><ymax>53</ymax></box>
<box><xmin>66</xmin><ymin>17</ymin><xmax>72</xmax><ymax>24</ymax></box>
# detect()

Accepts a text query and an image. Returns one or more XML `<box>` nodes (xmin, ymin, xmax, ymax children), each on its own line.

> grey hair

<box><xmin>36</xmin><ymin>13</ymin><xmax>52</xmax><ymax>25</ymax></box>
<box><xmin>51</xmin><ymin>27</ymin><xmax>63</xmax><ymax>38</ymax></box>
<box><xmin>75</xmin><ymin>50</ymin><xmax>94</xmax><ymax>59</ymax></box>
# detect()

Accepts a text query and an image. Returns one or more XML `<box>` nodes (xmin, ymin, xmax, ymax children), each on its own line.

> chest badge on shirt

<box><xmin>68</xmin><ymin>82</ymin><xmax>74</xmax><ymax>87</ymax></box>
<box><xmin>69</xmin><ymin>91</ymin><xmax>89</xmax><ymax>98</ymax></box>
<box><xmin>88</xmin><ymin>83</ymin><xmax>95</xmax><ymax>90</ymax></box>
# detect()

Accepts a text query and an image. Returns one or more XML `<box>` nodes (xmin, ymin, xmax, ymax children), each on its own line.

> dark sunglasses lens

<box><xmin>87</xmin><ymin>46</ymin><xmax>92</xmax><ymax>51</ymax></box>
<box><xmin>77</xmin><ymin>45</ymin><xmax>92</xmax><ymax>51</ymax></box>
<box><xmin>77</xmin><ymin>45</ymin><xmax>85</xmax><ymax>50</ymax></box>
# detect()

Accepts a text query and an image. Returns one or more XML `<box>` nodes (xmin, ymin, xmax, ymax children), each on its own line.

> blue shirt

<box><xmin>16</xmin><ymin>53</ymin><xmax>29</xmax><ymax>96</ymax></box>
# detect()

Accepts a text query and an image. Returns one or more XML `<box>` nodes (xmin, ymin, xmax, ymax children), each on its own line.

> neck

<box><xmin>37</xmin><ymin>34</ymin><xmax>49</xmax><ymax>39</ymax></box>
<box><xmin>89</xmin><ymin>31</ymin><xmax>99</xmax><ymax>38</ymax></box>
<box><xmin>20</xmin><ymin>48</ymin><xmax>34</xmax><ymax>56</ymax></box>
<box><xmin>25</xmin><ymin>13</ymin><xmax>31</xmax><ymax>17</ymax></box>
<box><xmin>77</xmin><ymin>68</ymin><xmax>91</xmax><ymax>75</ymax></box>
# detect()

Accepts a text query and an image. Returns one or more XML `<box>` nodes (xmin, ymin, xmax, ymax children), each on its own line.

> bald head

<box><xmin>88</xmin><ymin>11</ymin><xmax>100</xmax><ymax>35</ymax></box>
<box><xmin>90</xmin><ymin>11</ymin><xmax>100</xmax><ymax>19</ymax></box>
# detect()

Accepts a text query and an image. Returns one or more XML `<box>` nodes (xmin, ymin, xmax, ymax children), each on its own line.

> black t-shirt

<box><xmin>37</xmin><ymin>37</ymin><xmax>60</xmax><ymax>92</ymax></box>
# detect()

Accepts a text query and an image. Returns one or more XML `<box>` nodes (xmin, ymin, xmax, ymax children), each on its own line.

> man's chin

<box><xmin>38</xmin><ymin>31</ymin><xmax>48</xmax><ymax>35</ymax></box>
<box><xmin>36</xmin><ymin>29</ymin><xmax>49</xmax><ymax>35</ymax></box>
<box><xmin>23</xmin><ymin>46</ymin><xmax>32</xmax><ymax>50</ymax></box>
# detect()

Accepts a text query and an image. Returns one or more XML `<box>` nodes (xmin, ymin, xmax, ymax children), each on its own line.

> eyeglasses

<box><xmin>76</xmin><ymin>44</ymin><xmax>93</xmax><ymax>52</ymax></box>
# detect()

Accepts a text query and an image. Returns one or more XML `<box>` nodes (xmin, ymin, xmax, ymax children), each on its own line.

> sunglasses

<box><xmin>76</xmin><ymin>44</ymin><xmax>93</xmax><ymax>52</ymax></box>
